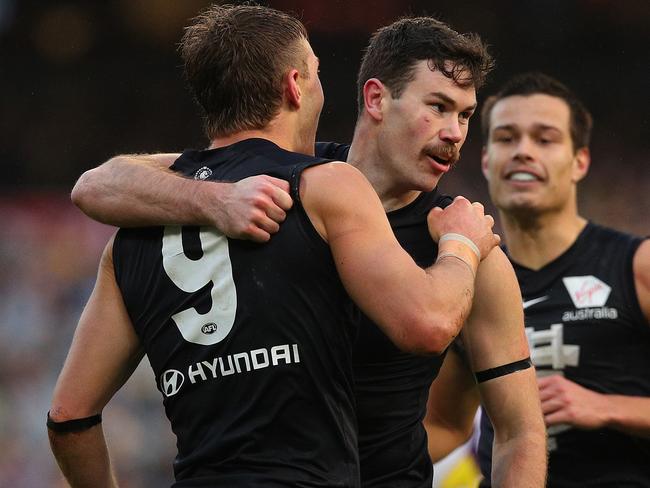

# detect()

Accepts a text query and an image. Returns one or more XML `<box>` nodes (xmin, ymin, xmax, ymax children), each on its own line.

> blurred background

<box><xmin>1</xmin><ymin>0</ymin><xmax>648</xmax><ymax>486</ymax></box>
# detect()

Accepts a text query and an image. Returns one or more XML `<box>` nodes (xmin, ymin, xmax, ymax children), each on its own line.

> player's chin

<box><xmin>420</xmin><ymin>173</ymin><xmax>443</xmax><ymax>191</ymax></box>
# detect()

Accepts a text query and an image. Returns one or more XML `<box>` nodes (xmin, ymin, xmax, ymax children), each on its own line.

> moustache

<box><xmin>424</xmin><ymin>144</ymin><xmax>460</xmax><ymax>166</ymax></box>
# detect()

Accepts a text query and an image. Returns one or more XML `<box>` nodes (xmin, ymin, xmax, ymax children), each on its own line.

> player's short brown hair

<box><xmin>357</xmin><ymin>17</ymin><xmax>494</xmax><ymax>112</ymax></box>
<box><xmin>180</xmin><ymin>4</ymin><xmax>309</xmax><ymax>139</ymax></box>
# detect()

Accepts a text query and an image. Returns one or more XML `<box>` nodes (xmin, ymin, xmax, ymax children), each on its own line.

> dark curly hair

<box><xmin>357</xmin><ymin>17</ymin><xmax>494</xmax><ymax>113</ymax></box>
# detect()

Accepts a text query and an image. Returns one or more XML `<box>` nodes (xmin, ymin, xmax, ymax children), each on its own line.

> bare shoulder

<box><xmin>300</xmin><ymin>161</ymin><xmax>371</xmax><ymax>198</ymax></box>
<box><xmin>299</xmin><ymin>161</ymin><xmax>384</xmax><ymax>240</ymax></box>
<box><xmin>633</xmin><ymin>239</ymin><xmax>650</xmax><ymax>323</ymax></box>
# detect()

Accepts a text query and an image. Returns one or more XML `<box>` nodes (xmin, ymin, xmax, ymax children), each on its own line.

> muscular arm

<box><xmin>301</xmin><ymin>162</ymin><xmax>498</xmax><ymax>355</ymax></box>
<box><xmin>71</xmin><ymin>153</ymin><xmax>293</xmax><ymax>242</ymax></box>
<box><xmin>539</xmin><ymin>239</ymin><xmax>650</xmax><ymax>439</ymax></box>
<box><xmin>463</xmin><ymin>249</ymin><xmax>546</xmax><ymax>488</ymax></box>
<box><xmin>424</xmin><ymin>249</ymin><xmax>546</xmax><ymax>487</ymax></box>
<box><xmin>48</xmin><ymin>237</ymin><xmax>144</xmax><ymax>488</ymax></box>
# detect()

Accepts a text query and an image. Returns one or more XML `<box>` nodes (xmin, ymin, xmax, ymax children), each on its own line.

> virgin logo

<box><xmin>562</xmin><ymin>276</ymin><xmax>611</xmax><ymax>308</ymax></box>
<box><xmin>575</xmin><ymin>281</ymin><xmax>603</xmax><ymax>303</ymax></box>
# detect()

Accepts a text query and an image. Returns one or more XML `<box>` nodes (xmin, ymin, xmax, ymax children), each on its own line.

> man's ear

<box><xmin>572</xmin><ymin>147</ymin><xmax>590</xmax><ymax>183</ymax></box>
<box><xmin>285</xmin><ymin>68</ymin><xmax>301</xmax><ymax>109</ymax></box>
<box><xmin>362</xmin><ymin>78</ymin><xmax>386</xmax><ymax>121</ymax></box>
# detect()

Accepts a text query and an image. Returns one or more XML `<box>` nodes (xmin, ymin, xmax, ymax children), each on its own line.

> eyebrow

<box><xmin>492</xmin><ymin>124</ymin><xmax>517</xmax><ymax>132</ymax></box>
<box><xmin>429</xmin><ymin>91</ymin><xmax>477</xmax><ymax>111</ymax></box>
<box><xmin>493</xmin><ymin>123</ymin><xmax>562</xmax><ymax>133</ymax></box>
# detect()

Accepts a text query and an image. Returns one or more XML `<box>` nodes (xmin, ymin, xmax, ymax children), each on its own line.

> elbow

<box><xmin>49</xmin><ymin>400</ymin><xmax>100</xmax><ymax>424</ymax></box>
<box><xmin>425</xmin><ymin>420</ymin><xmax>475</xmax><ymax>462</ymax></box>
<box><xmin>48</xmin><ymin>405</ymin><xmax>74</xmax><ymax>424</ymax></box>
<box><xmin>459</xmin><ymin>423</ymin><xmax>476</xmax><ymax>444</ymax></box>
<box><xmin>48</xmin><ymin>401</ymin><xmax>84</xmax><ymax>423</ymax></box>
<box><xmin>394</xmin><ymin>312</ymin><xmax>458</xmax><ymax>356</ymax></box>
<box><xmin>71</xmin><ymin>167</ymin><xmax>108</xmax><ymax>220</ymax></box>
<box><xmin>71</xmin><ymin>170</ymin><xmax>97</xmax><ymax>211</ymax></box>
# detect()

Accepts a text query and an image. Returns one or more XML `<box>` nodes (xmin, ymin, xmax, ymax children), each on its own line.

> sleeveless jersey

<box><xmin>478</xmin><ymin>222</ymin><xmax>650</xmax><ymax>487</ymax></box>
<box><xmin>113</xmin><ymin>138</ymin><xmax>360</xmax><ymax>487</ymax></box>
<box><xmin>317</xmin><ymin>142</ymin><xmax>454</xmax><ymax>488</ymax></box>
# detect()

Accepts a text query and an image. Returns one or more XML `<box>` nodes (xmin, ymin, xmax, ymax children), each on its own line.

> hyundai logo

<box><xmin>161</xmin><ymin>369</ymin><xmax>184</xmax><ymax>397</ymax></box>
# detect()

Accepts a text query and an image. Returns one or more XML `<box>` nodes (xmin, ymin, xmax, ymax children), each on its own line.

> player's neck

<box><xmin>500</xmin><ymin>205</ymin><xmax>587</xmax><ymax>270</ymax></box>
<box><xmin>348</xmin><ymin>123</ymin><xmax>421</xmax><ymax>212</ymax></box>
<box><xmin>208</xmin><ymin>116</ymin><xmax>315</xmax><ymax>156</ymax></box>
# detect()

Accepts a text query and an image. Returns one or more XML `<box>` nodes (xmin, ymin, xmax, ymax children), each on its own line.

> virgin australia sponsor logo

<box><xmin>561</xmin><ymin>275</ymin><xmax>618</xmax><ymax>322</ymax></box>
<box><xmin>562</xmin><ymin>275</ymin><xmax>611</xmax><ymax>308</ymax></box>
<box><xmin>562</xmin><ymin>307</ymin><xmax>618</xmax><ymax>322</ymax></box>
<box><xmin>159</xmin><ymin>343</ymin><xmax>301</xmax><ymax>397</ymax></box>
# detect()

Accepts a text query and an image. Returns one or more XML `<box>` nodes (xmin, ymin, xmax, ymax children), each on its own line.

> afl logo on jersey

<box><xmin>201</xmin><ymin>322</ymin><xmax>218</xmax><ymax>335</ymax></box>
<box><xmin>161</xmin><ymin>369</ymin><xmax>185</xmax><ymax>397</ymax></box>
<box><xmin>194</xmin><ymin>166</ymin><xmax>213</xmax><ymax>180</ymax></box>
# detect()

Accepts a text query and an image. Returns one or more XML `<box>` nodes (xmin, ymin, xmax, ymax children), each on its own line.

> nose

<box><xmin>513</xmin><ymin>136</ymin><xmax>535</xmax><ymax>162</ymax></box>
<box><xmin>439</xmin><ymin>118</ymin><xmax>463</xmax><ymax>144</ymax></box>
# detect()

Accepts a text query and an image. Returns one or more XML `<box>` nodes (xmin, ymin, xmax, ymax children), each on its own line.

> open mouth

<box><xmin>505</xmin><ymin>171</ymin><xmax>542</xmax><ymax>182</ymax></box>
<box><xmin>431</xmin><ymin>155</ymin><xmax>451</xmax><ymax>166</ymax></box>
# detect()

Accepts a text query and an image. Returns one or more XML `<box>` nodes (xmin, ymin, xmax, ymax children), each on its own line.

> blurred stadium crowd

<box><xmin>1</xmin><ymin>0</ymin><xmax>648</xmax><ymax>485</ymax></box>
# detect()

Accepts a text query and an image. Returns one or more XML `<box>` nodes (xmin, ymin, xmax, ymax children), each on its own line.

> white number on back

<box><xmin>161</xmin><ymin>226</ymin><xmax>237</xmax><ymax>345</ymax></box>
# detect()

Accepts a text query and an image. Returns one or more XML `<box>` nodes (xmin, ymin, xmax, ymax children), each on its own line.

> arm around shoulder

<box><xmin>301</xmin><ymin>162</ymin><xmax>476</xmax><ymax>355</ymax></box>
<box><xmin>71</xmin><ymin>153</ymin><xmax>183</xmax><ymax>226</ymax></box>
<box><xmin>72</xmin><ymin>153</ymin><xmax>294</xmax><ymax>242</ymax></box>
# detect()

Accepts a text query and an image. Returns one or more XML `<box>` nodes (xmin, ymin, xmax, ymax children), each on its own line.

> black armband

<box><xmin>475</xmin><ymin>357</ymin><xmax>532</xmax><ymax>384</ymax></box>
<box><xmin>46</xmin><ymin>411</ymin><xmax>102</xmax><ymax>433</ymax></box>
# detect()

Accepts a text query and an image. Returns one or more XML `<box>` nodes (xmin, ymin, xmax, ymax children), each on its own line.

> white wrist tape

<box><xmin>439</xmin><ymin>233</ymin><xmax>481</xmax><ymax>260</ymax></box>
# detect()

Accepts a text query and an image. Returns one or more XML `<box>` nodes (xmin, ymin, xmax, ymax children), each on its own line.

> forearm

<box><xmin>491</xmin><ymin>432</ymin><xmax>547</xmax><ymax>488</ymax></box>
<box><xmin>480</xmin><ymin>368</ymin><xmax>546</xmax><ymax>488</ymax></box>
<box><xmin>409</xmin><ymin>241</ymin><xmax>481</xmax><ymax>352</ymax></box>
<box><xmin>605</xmin><ymin>395</ymin><xmax>650</xmax><ymax>438</ymax></box>
<box><xmin>48</xmin><ymin>425</ymin><xmax>118</xmax><ymax>488</ymax></box>
<box><xmin>426</xmin><ymin>265</ymin><xmax>475</xmax><ymax>340</ymax></box>
<box><xmin>72</xmin><ymin>154</ymin><xmax>213</xmax><ymax>227</ymax></box>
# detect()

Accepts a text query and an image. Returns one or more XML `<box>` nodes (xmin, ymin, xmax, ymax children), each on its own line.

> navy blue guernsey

<box><xmin>113</xmin><ymin>139</ymin><xmax>360</xmax><ymax>487</ymax></box>
<box><xmin>317</xmin><ymin>142</ymin><xmax>454</xmax><ymax>488</ymax></box>
<box><xmin>478</xmin><ymin>223</ymin><xmax>650</xmax><ymax>487</ymax></box>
